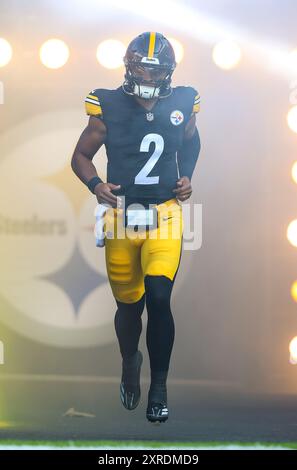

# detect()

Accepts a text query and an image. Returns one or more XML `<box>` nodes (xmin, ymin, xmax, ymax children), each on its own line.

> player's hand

<box><xmin>94</xmin><ymin>182</ymin><xmax>121</xmax><ymax>207</ymax></box>
<box><xmin>173</xmin><ymin>176</ymin><xmax>192</xmax><ymax>201</ymax></box>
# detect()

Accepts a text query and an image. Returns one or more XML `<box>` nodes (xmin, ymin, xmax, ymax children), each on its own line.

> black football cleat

<box><xmin>146</xmin><ymin>401</ymin><xmax>169</xmax><ymax>423</ymax></box>
<box><xmin>146</xmin><ymin>381</ymin><xmax>168</xmax><ymax>423</ymax></box>
<box><xmin>120</xmin><ymin>350</ymin><xmax>143</xmax><ymax>410</ymax></box>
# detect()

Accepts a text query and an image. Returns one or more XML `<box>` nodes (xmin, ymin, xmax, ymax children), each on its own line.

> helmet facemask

<box><xmin>123</xmin><ymin>58</ymin><xmax>175</xmax><ymax>99</ymax></box>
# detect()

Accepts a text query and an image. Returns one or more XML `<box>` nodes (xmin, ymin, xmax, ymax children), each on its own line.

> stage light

<box><xmin>289</xmin><ymin>336</ymin><xmax>297</xmax><ymax>364</ymax></box>
<box><xmin>167</xmin><ymin>37</ymin><xmax>184</xmax><ymax>63</ymax></box>
<box><xmin>287</xmin><ymin>219</ymin><xmax>297</xmax><ymax>247</ymax></box>
<box><xmin>290</xmin><ymin>281</ymin><xmax>297</xmax><ymax>302</ymax></box>
<box><xmin>212</xmin><ymin>40</ymin><xmax>241</xmax><ymax>70</ymax></box>
<box><xmin>287</xmin><ymin>106</ymin><xmax>297</xmax><ymax>134</ymax></box>
<box><xmin>291</xmin><ymin>162</ymin><xmax>297</xmax><ymax>184</ymax></box>
<box><xmin>96</xmin><ymin>39</ymin><xmax>126</xmax><ymax>69</ymax></box>
<box><xmin>40</xmin><ymin>39</ymin><xmax>69</xmax><ymax>69</ymax></box>
<box><xmin>0</xmin><ymin>38</ymin><xmax>12</xmax><ymax>67</ymax></box>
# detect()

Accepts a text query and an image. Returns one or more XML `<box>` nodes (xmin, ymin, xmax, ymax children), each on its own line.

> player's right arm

<box><xmin>71</xmin><ymin>116</ymin><xmax>120</xmax><ymax>206</ymax></box>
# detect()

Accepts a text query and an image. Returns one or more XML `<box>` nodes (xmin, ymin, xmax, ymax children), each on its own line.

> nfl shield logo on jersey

<box><xmin>170</xmin><ymin>110</ymin><xmax>184</xmax><ymax>126</ymax></box>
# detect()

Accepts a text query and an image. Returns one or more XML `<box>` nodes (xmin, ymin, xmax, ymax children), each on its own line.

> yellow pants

<box><xmin>104</xmin><ymin>198</ymin><xmax>183</xmax><ymax>303</ymax></box>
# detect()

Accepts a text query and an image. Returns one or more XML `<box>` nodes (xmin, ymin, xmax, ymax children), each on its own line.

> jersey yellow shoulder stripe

<box><xmin>85</xmin><ymin>102</ymin><xmax>102</xmax><ymax>116</ymax></box>
<box><xmin>87</xmin><ymin>94</ymin><xmax>99</xmax><ymax>101</ymax></box>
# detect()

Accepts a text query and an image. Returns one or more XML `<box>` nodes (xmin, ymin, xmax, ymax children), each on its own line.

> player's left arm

<box><xmin>173</xmin><ymin>95</ymin><xmax>201</xmax><ymax>201</ymax></box>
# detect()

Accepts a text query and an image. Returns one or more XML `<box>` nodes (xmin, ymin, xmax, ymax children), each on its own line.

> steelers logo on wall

<box><xmin>0</xmin><ymin>110</ymin><xmax>118</xmax><ymax>348</ymax></box>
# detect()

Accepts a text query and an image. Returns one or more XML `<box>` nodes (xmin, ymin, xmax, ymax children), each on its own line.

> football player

<box><xmin>71</xmin><ymin>32</ymin><xmax>201</xmax><ymax>423</ymax></box>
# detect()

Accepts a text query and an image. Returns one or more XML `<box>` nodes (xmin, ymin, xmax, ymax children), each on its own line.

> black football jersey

<box><xmin>85</xmin><ymin>86</ymin><xmax>200</xmax><ymax>205</ymax></box>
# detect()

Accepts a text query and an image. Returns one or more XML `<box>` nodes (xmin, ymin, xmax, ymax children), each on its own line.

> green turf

<box><xmin>0</xmin><ymin>440</ymin><xmax>296</xmax><ymax>449</ymax></box>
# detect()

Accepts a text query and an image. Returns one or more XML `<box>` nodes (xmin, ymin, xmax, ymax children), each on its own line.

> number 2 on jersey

<box><xmin>134</xmin><ymin>133</ymin><xmax>164</xmax><ymax>185</ymax></box>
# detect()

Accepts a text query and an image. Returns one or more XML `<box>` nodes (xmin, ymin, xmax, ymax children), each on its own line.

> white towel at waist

<box><xmin>94</xmin><ymin>203</ymin><xmax>109</xmax><ymax>247</ymax></box>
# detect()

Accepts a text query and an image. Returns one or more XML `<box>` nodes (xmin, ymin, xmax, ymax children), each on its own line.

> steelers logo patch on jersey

<box><xmin>170</xmin><ymin>110</ymin><xmax>184</xmax><ymax>126</ymax></box>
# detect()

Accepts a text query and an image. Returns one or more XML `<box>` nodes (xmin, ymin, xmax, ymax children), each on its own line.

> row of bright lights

<box><xmin>0</xmin><ymin>37</ymin><xmax>183</xmax><ymax>69</ymax></box>
<box><xmin>0</xmin><ymin>36</ymin><xmax>243</xmax><ymax>70</ymax></box>
<box><xmin>2</xmin><ymin>35</ymin><xmax>297</xmax><ymax>73</ymax></box>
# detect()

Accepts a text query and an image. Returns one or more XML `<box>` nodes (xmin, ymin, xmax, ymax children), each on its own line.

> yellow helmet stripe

<box><xmin>148</xmin><ymin>32</ymin><xmax>156</xmax><ymax>58</ymax></box>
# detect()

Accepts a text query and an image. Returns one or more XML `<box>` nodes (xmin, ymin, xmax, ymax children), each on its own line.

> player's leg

<box><xmin>144</xmin><ymin>275</ymin><xmax>176</xmax><ymax>422</ymax></box>
<box><xmin>141</xmin><ymin>199</ymin><xmax>183</xmax><ymax>422</ymax></box>
<box><xmin>105</xmin><ymin>236</ymin><xmax>145</xmax><ymax>359</ymax></box>
<box><xmin>114</xmin><ymin>295</ymin><xmax>145</xmax><ymax>360</ymax></box>
<box><xmin>115</xmin><ymin>296</ymin><xmax>145</xmax><ymax>410</ymax></box>
<box><xmin>105</xmin><ymin>217</ymin><xmax>145</xmax><ymax>410</ymax></box>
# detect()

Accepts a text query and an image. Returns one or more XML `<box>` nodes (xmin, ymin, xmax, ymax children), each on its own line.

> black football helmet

<box><xmin>123</xmin><ymin>32</ymin><xmax>176</xmax><ymax>99</ymax></box>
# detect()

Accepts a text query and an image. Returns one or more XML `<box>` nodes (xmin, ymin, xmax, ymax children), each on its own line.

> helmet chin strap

<box><xmin>134</xmin><ymin>84</ymin><xmax>160</xmax><ymax>99</ymax></box>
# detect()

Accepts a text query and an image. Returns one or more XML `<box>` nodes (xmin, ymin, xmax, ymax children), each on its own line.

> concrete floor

<box><xmin>0</xmin><ymin>376</ymin><xmax>297</xmax><ymax>443</ymax></box>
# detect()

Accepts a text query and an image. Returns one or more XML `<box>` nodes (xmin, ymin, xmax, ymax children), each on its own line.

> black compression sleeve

<box><xmin>177</xmin><ymin>127</ymin><xmax>201</xmax><ymax>181</ymax></box>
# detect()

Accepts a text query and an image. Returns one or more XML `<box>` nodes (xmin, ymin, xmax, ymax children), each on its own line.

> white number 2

<box><xmin>134</xmin><ymin>133</ymin><xmax>164</xmax><ymax>185</ymax></box>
